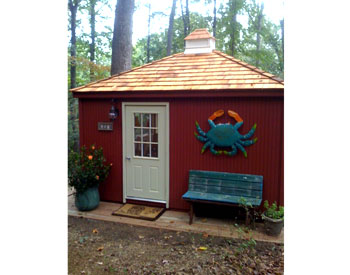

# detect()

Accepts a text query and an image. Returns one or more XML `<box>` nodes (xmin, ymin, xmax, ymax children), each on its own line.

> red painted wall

<box><xmin>78</xmin><ymin>94</ymin><xmax>284</xmax><ymax>210</ymax></box>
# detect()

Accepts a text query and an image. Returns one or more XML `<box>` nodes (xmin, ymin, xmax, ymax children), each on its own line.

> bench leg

<box><xmin>245</xmin><ymin>208</ymin><xmax>250</xmax><ymax>226</ymax></box>
<box><xmin>189</xmin><ymin>203</ymin><xmax>194</xmax><ymax>225</ymax></box>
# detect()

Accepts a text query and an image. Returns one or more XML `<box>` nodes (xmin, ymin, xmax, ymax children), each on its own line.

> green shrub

<box><xmin>68</xmin><ymin>145</ymin><xmax>111</xmax><ymax>193</ymax></box>
<box><xmin>263</xmin><ymin>200</ymin><xmax>284</xmax><ymax>220</ymax></box>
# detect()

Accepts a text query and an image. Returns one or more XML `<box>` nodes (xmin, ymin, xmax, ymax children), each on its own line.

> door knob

<box><xmin>126</xmin><ymin>156</ymin><xmax>131</xmax><ymax>160</ymax></box>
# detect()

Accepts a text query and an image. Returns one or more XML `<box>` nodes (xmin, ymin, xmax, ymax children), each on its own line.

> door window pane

<box><xmin>151</xmin><ymin>114</ymin><xmax>157</xmax><ymax>128</ymax></box>
<box><xmin>142</xmin><ymin>114</ymin><xmax>150</xmax><ymax>127</ymax></box>
<box><xmin>134</xmin><ymin>113</ymin><xmax>141</xmax><ymax>127</ymax></box>
<box><xmin>134</xmin><ymin>128</ymin><xmax>141</xmax><ymax>142</ymax></box>
<box><xmin>134</xmin><ymin>143</ymin><xmax>141</xmax><ymax>156</ymax></box>
<box><xmin>133</xmin><ymin>112</ymin><xmax>158</xmax><ymax>158</ymax></box>
<box><xmin>151</xmin><ymin>129</ymin><xmax>158</xmax><ymax>142</ymax></box>
<box><xmin>143</xmin><ymin>144</ymin><xmax>150</xmax><ymax>157</ymax></box>
<box><xmin>151</xmin><ymin>144</ymin><xmax>158</xmax><ymax>158</ymax></box>
<box><xmin>142</xmin><ymin>129</ymin><xmax>150</xmax><ymax>142</ymax></box>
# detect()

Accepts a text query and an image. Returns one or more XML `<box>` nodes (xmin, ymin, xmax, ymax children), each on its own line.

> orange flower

<box><xmin>92</xmin><ymin>146</ymin><xmax>95</xmax><ymax>150</ymax></box>
<box><xmin>96</xmin><ymin>175</ymin><xmax>99</xmax><ymax>180</ymax></box>
<box><xmin>88</xmin><ymin>155</ymin><xmax>93</xmax><ymax>160</ymax></box>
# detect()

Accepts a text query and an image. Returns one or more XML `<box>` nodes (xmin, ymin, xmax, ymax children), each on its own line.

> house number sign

<box><xmin>98</xmin><ymin>122</ymin><xmax>113</xmax><ymax>131</ymax></box>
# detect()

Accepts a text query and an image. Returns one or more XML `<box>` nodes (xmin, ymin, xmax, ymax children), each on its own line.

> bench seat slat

<box><xmin>189</xmin><ymin>178</ymin><xmax>263</xmax><ymax>190</ymax></box>
<box><xmin>189</xmin><ymin>184</ymin><xmax>262</xmax><ymax>198</ymax></box>
<box><xmin>189</xmin><ymin>170</ymin><xmax>263</xmax><ymax>183</ymax></box>
<box><xmin>182</xmin><ymin>191</ymin><xmax>262</xmax><ymax>206</ymax></box>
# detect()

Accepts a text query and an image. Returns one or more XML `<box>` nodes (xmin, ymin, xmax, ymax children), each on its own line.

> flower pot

<box><xmin>75</xmin><ymin>186</ymin><xmax>100</xmax><ymax>211</ymax></box>
<box><xmin>262</xmin><ymin>213</ymin><xmax>284</xmax><ymax>236</ymax></box>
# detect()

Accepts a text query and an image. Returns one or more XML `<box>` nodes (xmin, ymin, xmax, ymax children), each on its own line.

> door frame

<box><xmin>122</xmin><ymin>102</ymin><xmax>170</xmax><ymax>208</ymax></box>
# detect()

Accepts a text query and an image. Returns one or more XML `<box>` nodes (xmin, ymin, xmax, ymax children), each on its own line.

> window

<box><xmin>134</xmin><ymin>113</ymin><xmax>158</xmax><ymax>158</ymax></box>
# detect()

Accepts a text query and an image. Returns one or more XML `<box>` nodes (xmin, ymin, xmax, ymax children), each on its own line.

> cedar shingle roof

<box><xmin>71</xmin><ymin>50</ymin><xmax>284</xmax><ymax>93</ymax></box>
<box><xmin>184</xmin><ymin>28</ymin><xmax>215</xmax><ymax>40</ymax></box>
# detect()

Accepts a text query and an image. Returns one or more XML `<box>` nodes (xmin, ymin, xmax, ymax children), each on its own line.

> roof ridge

<box><xmin>213</xmin><ymin>50</ymin><xmax>284</xmax><ymax>85</ymax></box>
<box><xmin>70</xmin><ymin>53</ymin><xmax>184</xmax><ymax>92</ymax></box>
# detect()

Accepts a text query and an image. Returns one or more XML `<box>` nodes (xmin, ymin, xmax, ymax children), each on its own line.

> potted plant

<box><xmin>68</xmin><ymin>145</ymin><xmax>111</xmax><ymax>211</ymax></box>
<box><xmin>262</xmin><ymin>200</ymin><xmax>284</xmax><ymax>236</ymax></box>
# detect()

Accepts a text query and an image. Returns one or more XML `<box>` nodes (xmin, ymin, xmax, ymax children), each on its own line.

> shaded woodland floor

<box><xmin>68</xmin><ymin>216</ymin><xmax>283</xmax><ymax>274</ymax></box>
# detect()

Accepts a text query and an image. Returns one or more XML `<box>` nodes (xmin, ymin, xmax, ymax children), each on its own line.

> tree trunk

<box><xmin>280</xmin><ymin>19</ymin><xmax>284</xmax><ymax>60</ymax></box>
<box><xmin>256</xmin><ymin>2</ymin><xmax>264</xmax><ymax>68</ymax></box>
<box><xmin>167</xmin><ymin>0</ymin><xmax>177</xmax><ymax>56</ymax></box>
<box><xmin>147</xmin><ymin>3</ymin><xmax>151</xmax><ymax>63</ymax></box>
<box><xmin>180</xmin><ymin>0</ymin><xmax>187</xmax><ymax>37</ymax></box>
<box><xmin>213</xmin><ymin>0</ymin><xmax>217</xmax><ymax>37</ymax></box>
<box><xmin>111</xmin><ymin>0</ymin><xmax>135</xmax><ymax>76</ymax></box>
<box><xmin>230</xmin><ymin>0</ymin><xmax>237</xmax><ymax>57</ymax></box>
<box><xmin>185</xmin><ymin>0</ymin><xmax>190</xmax><ymax>33</ymax></box>
<box><xmin>68</xmin><ymin>0</ymin><xmax>80</xmax><ymax>152</ymax></box>
<box><xmin>89</xmin><ymin>0</ymin><xmax>96</xmax><ymax>81</ymax></box>
<box><xmin>69</xmin><ymin>0</ymin><xmax>79</xmax><ymax>89</ymax></box>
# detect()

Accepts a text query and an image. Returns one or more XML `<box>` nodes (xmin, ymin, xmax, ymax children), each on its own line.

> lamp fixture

<box><xmin>109</xmin><ymin>99</ymin><xmax>119</xmax><ymax>121</ymax></box>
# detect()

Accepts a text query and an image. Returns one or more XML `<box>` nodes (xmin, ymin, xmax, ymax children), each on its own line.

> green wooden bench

<box><xmin>182</xmin><ymin>170</ymin><xmax>263</xmax><ymax>225</ymax></box>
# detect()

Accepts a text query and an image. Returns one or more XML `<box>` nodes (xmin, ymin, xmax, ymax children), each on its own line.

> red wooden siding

<box><xmin>168</xmin><ymin>97</ymin><xmax>284</xmax><ymax>210</ymax></box>
<box><xmin>79</xmin><ymin>99</ymin><xmax>123</xmax><ymax>202</ymax></box>
<box><xmin>79</xmin><ymin>94</ymin><xmax>283</xmax><ymax>210</ymax></box>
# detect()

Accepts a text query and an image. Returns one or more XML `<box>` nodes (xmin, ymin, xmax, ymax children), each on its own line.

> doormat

<box><xmin>112</xmin><ymin>204</ymin><xmax>165</xmax><ymax>221</ymax></box>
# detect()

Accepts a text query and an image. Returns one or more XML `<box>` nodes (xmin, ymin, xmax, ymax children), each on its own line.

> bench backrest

<box><xmin>188</xmin><ymin>170</ymin><xmax>263</xmax><ymax>200</ymax></box>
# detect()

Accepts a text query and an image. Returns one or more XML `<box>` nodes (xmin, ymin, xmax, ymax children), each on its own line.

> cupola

<box><xmin>184</xmin><ymin>28</ymin><xmax>216</xmax><ymax>54</ymax></box>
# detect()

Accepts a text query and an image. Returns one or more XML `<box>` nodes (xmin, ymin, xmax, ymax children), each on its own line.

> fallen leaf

<box><xmin>170</xmin><ymin>221</ymin><xmax>174</xmax><ymax>223</ymax></box>
<box><xmin>138</xmin><ymin>235</ymin><xmax>144</xmax><ymax>239</ymax></box>
<box><xmin>97</xmin><ymin>262</ymin><xmax>103</xmax><ymax>265</ymax></box>
<box><xmin>203</xmin><ymin>233</ymin><xmax>209</xmax><ymax>238</ymax></box>
<box><xmin>97</xmin><ymin>246</ymin><xmax>104</xmax><ymax>251</ymax></box>
<box><xmin>198</xmin><ymin>246</ymin><xmax>207</xmax><ymax>251</ymax></box>
<box><xmin>79</xmin><ymin>236</ymin><xmax>89</xmax><ymax>244</ymax></box>
<box><xmin>92</xmin><ymin>229</ymin><xmax>98</xmax><ymax>234</ymax></box>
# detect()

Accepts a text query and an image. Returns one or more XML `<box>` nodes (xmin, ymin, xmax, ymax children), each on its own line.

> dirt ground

<box><xmin>68</xmin><ymin>216</ymin><xmax>283</xmax><ymax>274</ymax></box>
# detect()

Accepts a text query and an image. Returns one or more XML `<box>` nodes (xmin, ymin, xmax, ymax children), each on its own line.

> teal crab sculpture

<box><xmin>194</xmin><ymin>109</ymin><xmax>257</xmax><ymax>157</ymax></box>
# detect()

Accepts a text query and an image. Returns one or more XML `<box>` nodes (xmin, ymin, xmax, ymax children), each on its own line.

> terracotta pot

<box><xmin>262</xmin><ymin>213</ymin><xmax>284</xmax><ymax>236</ymax></box>
<box><xmin>75</xmin><ymin>186</ymin><xmax>100</xmax><ymax>211</ymax></box>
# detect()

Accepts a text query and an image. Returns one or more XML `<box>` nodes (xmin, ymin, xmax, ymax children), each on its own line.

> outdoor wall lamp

<box><xmin>109</xmin><ymin>99</ymin><xmax>119</xmax><ymax>121</ymax></box>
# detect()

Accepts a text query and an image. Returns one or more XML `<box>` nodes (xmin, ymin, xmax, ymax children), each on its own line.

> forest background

<box><xmin>68</xmin><ymin>0</ymin><xmax>284</xmax><ymax>152</ymax></box>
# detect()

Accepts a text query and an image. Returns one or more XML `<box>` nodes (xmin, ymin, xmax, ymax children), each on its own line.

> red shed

<box><xmin>71</xmin><ymin>29</ymin><xmax>284</xmax><ymax>211</ymax></box>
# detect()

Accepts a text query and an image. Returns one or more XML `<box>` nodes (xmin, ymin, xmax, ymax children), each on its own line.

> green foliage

<box><xmin>215</xmin><ymin>0</ymin><xmax>245</xmax><ymax>56</ymax></box>
<box><xmin>240</xmin><ymin>0</ymin><xmax>283</xmax><ymax>78</ymax></box>
<box><xmin>68</xmin><ymin>145</ymin><xmax>111</xmax><ymax>193</ymax></box>
<box><xmin>68</xmin><ymin>91</ymin><xmax>79</xmax><ymax>152</ymax></box>
<box><xmin>234</xmin><ymin>223</ymin><xmax>257</xmax><ymax>255</ymax></box>
<box><xmin>132</xmin><ymin>32</ymin><xmax>167</xmax><ymax>67</ymax></box>
<box><xmin>263</xmin><ymin>200</ymin><xmax>284</xmax><ymax>220</ymax></box>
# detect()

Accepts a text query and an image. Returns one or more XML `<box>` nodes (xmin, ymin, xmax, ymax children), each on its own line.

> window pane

<box><xmin>151</xmin><ymin>144</ymin><xmax>158</xmax><ymax>158</ymax></box>
<box><xmin>142</xmin><ymin>114</ymin><xmax>150</xmax><ymax>127</ymax></box>
<box><xmin>134</xmin><ymin>113</ymin><xmax>141</xmax><ymax>127</ymax></box>
<box><xmin>151</xmin><ymin>129</ymin><xmax>158</xmax><ymax>142</ymax></box>
<box><xmin>151</xmin><ymin>114</ymin><xmax>157</xmax><ymax>128</ymax></box>
<box><xmin>134</xmin><ymin>143</ymin><xmax>141</xmax><ymax>156</ymax></box>
<box><xmin>134</xmin><ymin>128</ymin><xmax>141</xmax><ymax>141</ymax></box>
<box><xmin>143</xmin><ymin>144</ymin><xmax>150</xmax><ymax>157</ymax></box>
<box><xmin>142</xmin><ymin>129</ymin><xmax>150</xmax><ymax>142</ymax></box>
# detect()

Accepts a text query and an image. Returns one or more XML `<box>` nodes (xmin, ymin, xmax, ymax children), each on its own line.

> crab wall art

<box><xmin>194</xmin><ymin>109</ymin><xmax>257</xmax><ymax>157</ymax></box>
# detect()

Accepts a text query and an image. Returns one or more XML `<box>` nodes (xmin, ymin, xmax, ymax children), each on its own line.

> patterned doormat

<box><xmin>112</xmin><ymin>204</ymin><xmax>165</xmax><ymax>221</ymax></box>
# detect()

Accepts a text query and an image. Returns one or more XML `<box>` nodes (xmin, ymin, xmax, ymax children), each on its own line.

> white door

<box><xmin>124</xmin><ymin>104</ymin><xmax>168</xmax><ymax>204</ymax></box>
